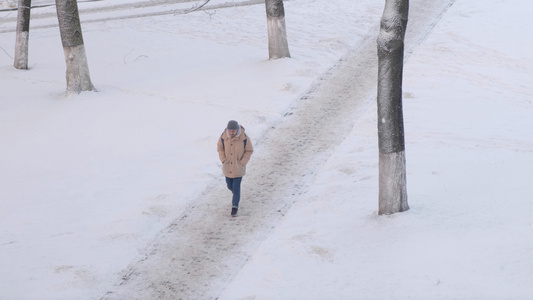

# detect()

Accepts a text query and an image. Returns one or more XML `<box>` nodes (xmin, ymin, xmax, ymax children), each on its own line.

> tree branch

<box><xmin>185</xmin><ymin>0</ymin><xmax>211</xmax><ymax>14</ymax></box>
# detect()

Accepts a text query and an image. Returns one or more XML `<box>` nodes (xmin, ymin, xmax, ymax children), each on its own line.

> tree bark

<box><xmin>376</xmin><ymin>0</ymin><xmax>409</xmax><ymax>215</ymax></box>
<box><xmin>265</xmin><ymin>0</ymin><xmax>290</xmax><ymax>60</ymax></box>
<box><xmin>55</xmin><ymin>0</ymin><xmax>95</xmax><ymax>94</ymax></box>
<box><xmin>14</xmin><ymin>0</ymin><xmax>31</xmax><ymax>70</ymax></box>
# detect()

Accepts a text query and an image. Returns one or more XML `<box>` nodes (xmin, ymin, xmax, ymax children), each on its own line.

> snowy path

<box><xmin>99</xmin><ymin>1</ymin><xmax>456</xmax><ymax>299</ymax></box>
<box><xmin>0</xmin><ymin>0</ymin><xmax>267</xmax><ymax>33</ymax></box>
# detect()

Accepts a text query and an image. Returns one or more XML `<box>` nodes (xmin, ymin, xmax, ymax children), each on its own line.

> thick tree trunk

<box><xmin>14</xmin><ymin>0</ymin><xmax>31</xmax><ymax>70</ymax></box>
<box><xmin>55</xmin><ymin>0</ymin><xmax>95</xmax><ymax>94</ymax></box>
<box><xmin>265</xmin><ymin>0</ymin><xmax>290</xmax><ymax>60</ymax></box>
<box><xmin>376</xmin><ymin>0</ymin><xmax>409</xmax><ymax>215</ymax></box>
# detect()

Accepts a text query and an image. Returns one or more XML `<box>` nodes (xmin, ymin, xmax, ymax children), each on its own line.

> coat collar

<box><xmin>225</xmin><ymin>126</ymin><xmax>243</xmax><ymax>139</ymax></box>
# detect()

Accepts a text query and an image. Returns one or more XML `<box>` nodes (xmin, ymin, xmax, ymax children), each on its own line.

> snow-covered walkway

<box><xmin>0</xmin><ymin>0</ymin><xmax>268</xmax><ymax>34</ymax></box>
<box><xmin>100</xmin><ymin>1</ymin><xmax>456</xmax><ymax>299</ymax></box>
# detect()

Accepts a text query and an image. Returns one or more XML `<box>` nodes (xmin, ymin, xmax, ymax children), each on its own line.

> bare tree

<box><xmin>265</xmin><ymin>0</ymin><xmax>290</xmax><ymax>60</ymax></box>
<box><xmin>14</xmin><ymin>0</ymin><xmax>31</xmax><ymax>70</ymax></box>
<box><xmin>55</xmin><ymin>0</ymin><xmax>95</xmax><ymax>93</ymax></box>
<box><xmin>376</xmin><ymin>0</ymin><xmax>409</xmax><ymax>215</ymax></box>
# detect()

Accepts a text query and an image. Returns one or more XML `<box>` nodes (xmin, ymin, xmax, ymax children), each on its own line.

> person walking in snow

<box><xmin>217</xmin><ymin>120</ymin><xmax>254</xmax><ymax>216</ymax></box>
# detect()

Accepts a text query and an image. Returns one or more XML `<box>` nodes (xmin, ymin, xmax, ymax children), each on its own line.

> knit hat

<box><xmin>227</xmin><ymin>120</ymin><xmax>239</xmax><ymax>130</ymax></box>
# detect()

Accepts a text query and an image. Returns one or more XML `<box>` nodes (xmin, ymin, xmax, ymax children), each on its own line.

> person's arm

<box><xmin>217</xmin><ymin>135</ymin><xmax>227</xmax><ymax>163</ymax></box>
<box><xmin>241</xmin><ymin>136</ymin><xmax>253</xmax><ymax>165</ymax></box>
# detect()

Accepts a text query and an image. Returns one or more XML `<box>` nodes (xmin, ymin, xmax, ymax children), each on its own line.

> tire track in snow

<box><xmin>98</xmin><ymin>1</ymin><xmax>457</xmax><ymax>299</ymax></box>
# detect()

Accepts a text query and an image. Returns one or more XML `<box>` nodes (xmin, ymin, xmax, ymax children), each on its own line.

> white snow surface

<box><xmin>1</xmin><ymin>0</ymin><xmax>532</xmax><ymax>299</ymax></box>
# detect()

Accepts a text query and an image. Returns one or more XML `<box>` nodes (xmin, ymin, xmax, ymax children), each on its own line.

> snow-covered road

<box><xmin>0</xmin><ymin>0</ymin><xmax>267</xmax><ymax>33</ymax></box>
<box><xmin>97</xmin><ymin>1</ymin><xmax>456</xmax><ymax>299</ymax></box>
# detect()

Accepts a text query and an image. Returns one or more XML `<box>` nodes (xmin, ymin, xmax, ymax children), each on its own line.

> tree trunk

<box><xmin>14</xmin><ymin>0</ymin><xmax>31</xmax><ymax>70</ymax></box>
<box><xmin>265</xmin><ymin>0</ymin><xmax>290</xmax><ymax>60</ymax></box>
<box><xmin>55</xmin><ymin>0</ymin><xmax>95</xmax><ymax>94</ymax></box>
<box><xmin>376</xmin><ymin>0</ymin><xmax>409</xmax><ymax>215</ymax></box>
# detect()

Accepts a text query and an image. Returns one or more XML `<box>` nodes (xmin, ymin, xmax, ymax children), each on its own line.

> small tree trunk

<box><xmin>265</xmin><ymin>0</ymin><xmax>291</xmax><ymax>60</ymax></box>
<box><xmin>55</xmin><ymin>0</ymin><xmax>95</xmax><ymax>94</ymax></box>
<box><xmin>376</xmin><ymin>0</ymin><xmax>409</xmax><ymax>215</ymax></box>
<box><xmin>14</xmin><ymin>0</ymin><xmax>31</xmax><ymax>70</ymax></box>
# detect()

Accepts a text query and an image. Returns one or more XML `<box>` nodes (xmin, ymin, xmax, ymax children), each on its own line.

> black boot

<box><xmin>231</xmin><ymin>207</ymin><xmax>238</xmax><ymax>217</ymax></box>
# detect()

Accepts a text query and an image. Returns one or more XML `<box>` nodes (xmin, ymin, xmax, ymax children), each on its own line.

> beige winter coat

<box><xmin>217</xmin><ymin>126</ymin><xmax>253</xmax><ymax>178</ymax></box>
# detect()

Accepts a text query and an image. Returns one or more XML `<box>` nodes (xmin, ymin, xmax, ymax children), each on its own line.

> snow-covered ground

<box><xmin>1</xmin><ymin>0</ymin><xmax>532</xmax><ymax>299</ymax></box>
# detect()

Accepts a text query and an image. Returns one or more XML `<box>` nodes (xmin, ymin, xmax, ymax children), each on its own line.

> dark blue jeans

<box><xmin>226</xmin><ymin>177</ymin><xmax>242</xmax><ymax>208</ymax></box>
